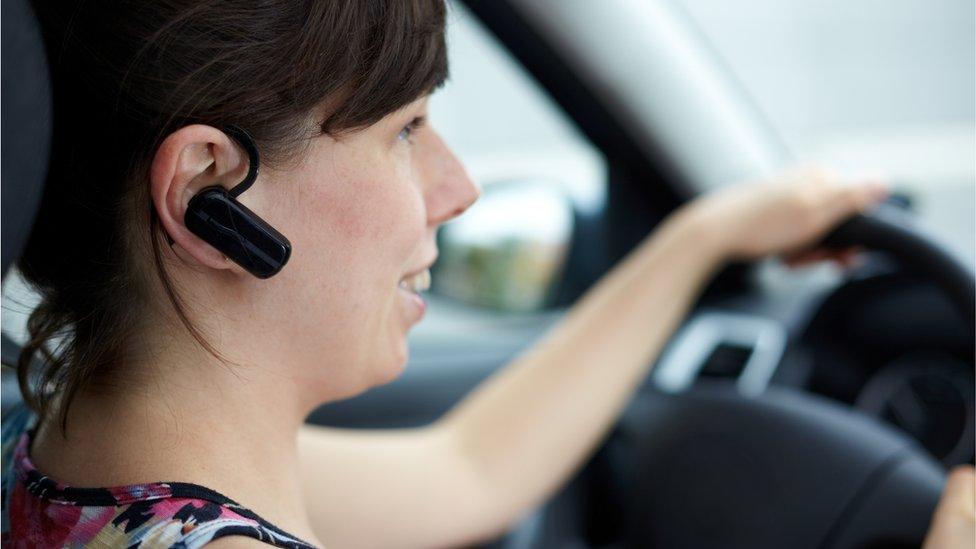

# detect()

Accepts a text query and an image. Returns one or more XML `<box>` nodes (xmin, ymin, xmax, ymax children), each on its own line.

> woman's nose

<box><xmin>423</xmin><ymin>130</ymin><xmax>480</xmax><ymax>227</ymax></box>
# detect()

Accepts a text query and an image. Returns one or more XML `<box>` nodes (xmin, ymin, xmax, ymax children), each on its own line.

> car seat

<box><xmin>1</xmin><ymin>0</ymin><xmax>53</xmax><ymax>415</ymax></box>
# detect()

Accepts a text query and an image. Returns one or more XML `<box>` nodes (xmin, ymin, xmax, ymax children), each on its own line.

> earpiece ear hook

<box><xmin>221</xmin><ymin>125</ymin><xmax>260</xmax><ymax>198</ymax></box>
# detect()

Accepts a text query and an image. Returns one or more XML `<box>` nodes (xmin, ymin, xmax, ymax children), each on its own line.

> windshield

<box><xmin>673</xmin><ymin>0</ymin><xmax>975</xmax><ymax>263</ymax></box>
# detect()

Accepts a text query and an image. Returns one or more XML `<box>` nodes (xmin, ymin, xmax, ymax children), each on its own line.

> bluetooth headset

<box><xmin>183</xmin><ymin>125</ymin><xmax>291</xmax><ymax>279</ymax></box>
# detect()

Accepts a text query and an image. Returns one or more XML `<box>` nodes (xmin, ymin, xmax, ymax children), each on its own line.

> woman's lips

<box><xmin>397</xmin><ymin>268</ymin><xmax>430</xmax><ymax>324</ymax></box>
<box><xmin>398</xmin><ymin>287</ymin><xmax>427</xmax><ymax>323</ymax></box>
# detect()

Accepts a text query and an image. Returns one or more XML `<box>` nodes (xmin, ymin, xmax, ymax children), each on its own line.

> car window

<box><xmin>672</xmin><ymin>0</ymin><xmax>975</xmax><ymax>263</ymax></box>
<box><xmin>433</xmin><ymin>3</ymin><xmax>606</xmax><ymax>216</ymax></box>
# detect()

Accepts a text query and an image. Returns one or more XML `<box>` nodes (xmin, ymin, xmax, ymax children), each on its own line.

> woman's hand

<box><xmin>924</xmin><ymin>466</ymin><xmax>976</xmax><ymax>549</ymax></box>
<box><xmin>679</xmin><ymin>167</ymin><xmax>889</xmax><ymax>264</ymax></box>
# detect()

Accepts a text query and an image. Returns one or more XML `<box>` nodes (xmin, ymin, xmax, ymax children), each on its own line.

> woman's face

<box><xmin>238</xmin><ymin>96</ymin><xmax>479</xmax><ymax>403</ymax></box>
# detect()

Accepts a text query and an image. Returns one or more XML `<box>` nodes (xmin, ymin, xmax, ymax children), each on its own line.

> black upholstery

<box><xmin>2</xmin><ymin>0</ymin><xmax>51</xmax><ymax>414</ymax></box>
<box><xmin>1</xmin><ymin>0</ymin><xmax>51</xmax><ymax>277</ymax></box>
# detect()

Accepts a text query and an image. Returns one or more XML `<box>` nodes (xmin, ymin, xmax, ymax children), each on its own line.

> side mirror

<box><xmin>434</xmin><ymin>179</ymin><xmax>575</xmax><ymax>312</ymax></box>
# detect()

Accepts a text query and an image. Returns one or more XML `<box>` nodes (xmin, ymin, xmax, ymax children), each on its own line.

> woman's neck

<box><xmin>29</xmin><ymin>349</ymin><xmax>322</xmax><ymax>545</ymax></box>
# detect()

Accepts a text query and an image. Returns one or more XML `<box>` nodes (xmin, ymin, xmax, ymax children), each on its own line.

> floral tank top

<box><xmin>1</xmin><ymin>403</ymin><xmax>317</xmax><ymax>548</ymax></box>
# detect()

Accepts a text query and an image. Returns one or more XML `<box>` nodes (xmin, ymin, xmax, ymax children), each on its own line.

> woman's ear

<box><xmin>150</xmin><ymin>124</ymin><xmax>250</xmax><ymax>272</ymax></box>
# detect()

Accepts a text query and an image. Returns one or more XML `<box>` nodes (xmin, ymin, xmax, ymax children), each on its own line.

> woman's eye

<box><xmin>397</xmin><ymin>116</ymin><xmax>426</xmax><ymax>143</ymax></box>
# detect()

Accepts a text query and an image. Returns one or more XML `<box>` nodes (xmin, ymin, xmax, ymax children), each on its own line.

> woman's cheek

<box><xmin>338</xmin><ymin>168</ymin><xmax>427</xmax><ymax>252</ymax></box>
<box><xmin>279</xmin><ymin>141</ymin><xmax>427</xmax><ymax>285</ymax></box>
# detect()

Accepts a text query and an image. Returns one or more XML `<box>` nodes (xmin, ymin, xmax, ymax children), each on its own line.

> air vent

<box><xmin>653</xmin><ymin>312</ymin><xmax>786</xmax><ymax>395</ymax></box>
<box><xmin>697</xmin><ymin>343</ymin><xmax>753</xmax><ymax>380</ymax></box>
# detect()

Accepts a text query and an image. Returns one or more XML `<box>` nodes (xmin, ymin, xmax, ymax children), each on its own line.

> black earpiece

<box><xmin>184</xmin><ymin>125</ymin><xmax>291</xmax><ymax>279</ymax></box>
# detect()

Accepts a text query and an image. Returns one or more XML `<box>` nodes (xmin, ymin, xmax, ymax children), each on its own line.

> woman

<box><xmin>2</xmin><ymin>1</ymin><xmax>971</xmax><ymax>547</ymax></box>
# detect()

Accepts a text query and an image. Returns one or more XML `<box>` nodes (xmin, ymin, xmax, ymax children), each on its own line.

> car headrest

<box><xmin>1</xmin><ymin>0</ymin><xmax>52</xmax><ymax>276</ymax></box>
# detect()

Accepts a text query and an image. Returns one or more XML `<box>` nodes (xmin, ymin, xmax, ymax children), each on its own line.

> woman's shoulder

<box><xmin>0</xmin><ymin>404</ymin><xmax>317</xmax><ymax>548</ymax></box>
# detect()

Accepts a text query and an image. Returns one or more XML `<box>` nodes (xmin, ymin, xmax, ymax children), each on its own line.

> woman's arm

<box><xmin>299</xmin><ymin>209</ymin><xmax>718</xmax><ymax>549</ymax></box>
<box><xmin>299</xmin><ymin>172</ymin><xmax>888</xmax><ymax>548</ymax></box>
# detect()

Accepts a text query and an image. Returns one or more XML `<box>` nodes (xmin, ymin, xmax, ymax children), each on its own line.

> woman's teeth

<box><xmin>399</xmin><ymin>269</ymin><xmax>431</xmax><ymax>294</ymax></box>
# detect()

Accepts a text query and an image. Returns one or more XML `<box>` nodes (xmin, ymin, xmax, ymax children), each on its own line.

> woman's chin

<box><xmin>374</xmin><ymin>340</ymin><xmax>410</xmax><ymax>386</ymax></box>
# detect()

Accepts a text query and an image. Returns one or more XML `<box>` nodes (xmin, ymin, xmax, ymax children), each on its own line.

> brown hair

<box><xmin>17</xmin><ymin>0</ymin><xmax>448</xmax><ymax>433</ymax></box>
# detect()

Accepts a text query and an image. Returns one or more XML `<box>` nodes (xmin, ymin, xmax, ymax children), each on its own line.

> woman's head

<box><xmin>20</xmin><ymin>0</ymin><xmax>478</xmax><ymax>429</ymax></box>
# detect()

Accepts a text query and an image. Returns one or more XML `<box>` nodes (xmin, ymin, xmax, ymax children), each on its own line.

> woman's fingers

<box><xmin>923</xmin><ymin>465</ymin><xmax>976</xmax><ymax>549</ymax></box>
<box><xmin>941</xmin><ymin>466</ymin><xmax>976</xmax><ymax>516</ymax></box>
<box><xmin>790</xmin><ymin>179</ymin><xmax>885</xmax><ymax>267</ymax></box>
<box><xmin>686</xmin><ymin>167</ymin><xmax>889</xmax><ymax>261</ymax></box>
<box><xmin>822</xmin><ymin>180</ymin><xmax>889</xmax><ymax>226</ymax></box>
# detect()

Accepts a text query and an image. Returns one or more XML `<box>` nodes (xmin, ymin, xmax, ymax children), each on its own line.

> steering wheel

<box><xmin>495</xmin><ymin>204</ymin><xmax>973</xmax><ymax>549</ymax></box>
<box><xmin>611</xmin><ymin>204</ymin><xmax>974</xmax><ymax>549</ymax></box>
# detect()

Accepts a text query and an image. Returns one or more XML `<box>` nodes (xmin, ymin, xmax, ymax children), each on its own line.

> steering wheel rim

<box><xmin>822</xmin><ymin>203</ymin><xmax>975</xmax><ymax>332</ymax></box>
